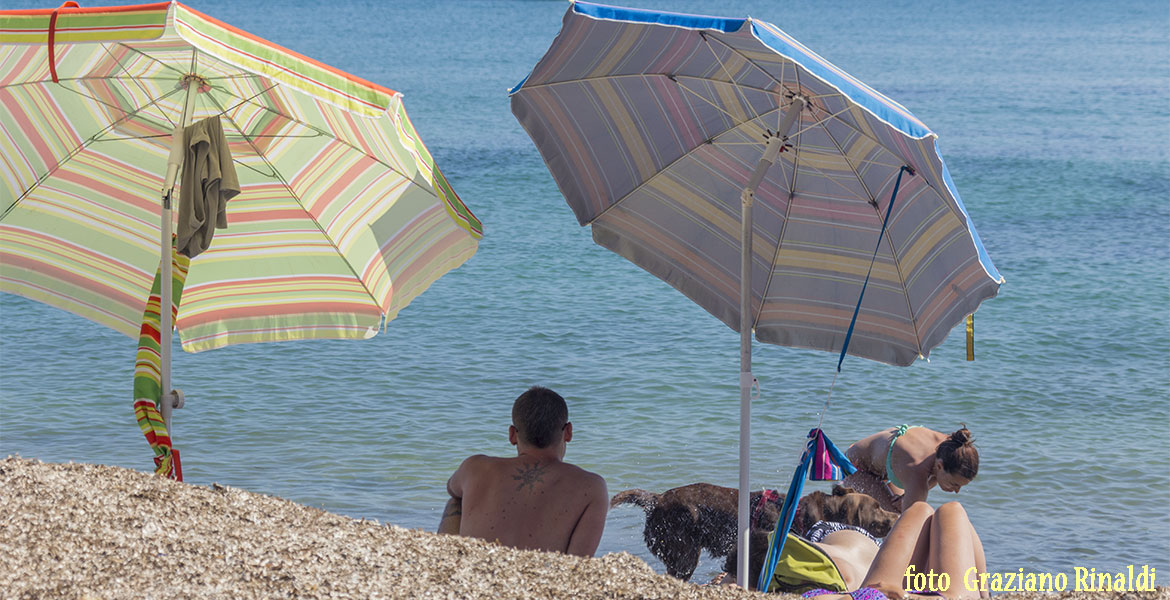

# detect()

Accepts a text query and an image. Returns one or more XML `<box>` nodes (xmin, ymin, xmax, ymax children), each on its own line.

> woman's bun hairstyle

<box><xmin>937</xmin><ymin>425</ymin><xmax>978</xmax><ymax>480</ymax></box>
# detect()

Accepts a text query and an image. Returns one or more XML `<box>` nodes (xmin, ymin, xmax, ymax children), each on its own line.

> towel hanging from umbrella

<box><xmin>0</xmin><ymin>1</ymin><xmax>483</xmax><ymax>475</ymax></box>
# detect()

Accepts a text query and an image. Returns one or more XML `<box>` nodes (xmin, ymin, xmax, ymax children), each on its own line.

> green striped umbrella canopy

<box><xmin>0</xmin><ymin>1</ymin><xmax>482</xmax><ymax>352</ymax></box>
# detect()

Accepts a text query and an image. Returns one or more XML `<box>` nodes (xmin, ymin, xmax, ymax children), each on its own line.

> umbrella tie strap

<box><xmin>836</xmin><ymin>166</ymin><xmax>912</xmax><ymax>373</ymax></box>
<box><xmin>47</xmin><ymin>1</ymin><xmax>79</xmax><ymax>84</ymax></box>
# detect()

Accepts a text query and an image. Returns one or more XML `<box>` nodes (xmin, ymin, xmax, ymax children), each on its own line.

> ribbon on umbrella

<box><xmin>757</xmin><ymin>429</ymin><xmax>856</xmax><ymax>591</ymax></box>
<box><xmin>132</xmin><ymin>238</ymin><xmax>190</xmax><ymax>480</ymax></box>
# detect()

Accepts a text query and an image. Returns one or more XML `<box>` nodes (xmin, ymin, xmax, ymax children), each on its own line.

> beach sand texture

<box><xmin>1</xmin><ymin>457</ymin><xmax>1164</xmax><ymax>600</ymax></box>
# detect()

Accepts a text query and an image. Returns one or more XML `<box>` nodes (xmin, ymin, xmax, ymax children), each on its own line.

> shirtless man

<box><xmin>438</xmin><ymin>386</ymin><xmax>608</xmax><ymax>556</ymax></box>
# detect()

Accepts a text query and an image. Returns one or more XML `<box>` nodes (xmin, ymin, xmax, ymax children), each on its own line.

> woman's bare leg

<box><xmin>925</xmin><ymin>502</ymin><xmax>981</xmax><ymax>600</ymax></box>
<box><xmin>970</xmin><ymin>520</ymin><xmax>989</xmax><ymax>599</ymax></box>
<box><xmin>860</xmin><ymin>502</ymin><xmax>935</xmax><ymax>597</ymax></box>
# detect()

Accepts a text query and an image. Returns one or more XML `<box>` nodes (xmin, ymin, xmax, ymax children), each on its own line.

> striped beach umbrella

<box><xmin>1</xmin><ymin>2</ymin><xmax>482</xmax><ymax>466</ymax></box>
<box><xmin>510</xmin><ymin>1</ymin><xmax>1002</xmax><ymax>582</ymax></box>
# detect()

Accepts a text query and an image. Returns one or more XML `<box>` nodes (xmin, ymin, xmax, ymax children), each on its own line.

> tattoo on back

<box><xmin>513</xmin><ymin>462</ymin><xmax>546</xmax><ymax>492</ymax></box>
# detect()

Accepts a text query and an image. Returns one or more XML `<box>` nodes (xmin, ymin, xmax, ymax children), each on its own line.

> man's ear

<box><xmin>509</xmin><ymin>425</ymin><xmax>519</xmax><ymax>446</ymax></box>
<box><xmin>563</xmin><ymin>422</ymin><xmax>573</xmax><ymax>443</ymax></box>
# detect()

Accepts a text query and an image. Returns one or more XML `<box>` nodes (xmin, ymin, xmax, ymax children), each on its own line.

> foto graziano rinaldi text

<box><xmin>902</xmin><ymin>564</ymin><xmax>1156</xmax><ymax>593</ymax></box>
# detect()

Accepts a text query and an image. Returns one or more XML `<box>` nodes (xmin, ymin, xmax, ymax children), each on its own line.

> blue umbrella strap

<box><xmin>837</xmin><ymin>166</ymin><xmax>913</xmax><ymax>372</ymax></box>
<box><xmin>757</xmin><ymin>440</ymin><xmax>814</xmax><ymax>591</ymax></box>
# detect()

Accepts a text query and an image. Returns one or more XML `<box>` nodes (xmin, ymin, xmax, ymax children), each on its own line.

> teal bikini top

<box><xmin>885</xmin><ymin>424</ymin><xmax>921</xmax><ymax>489</ymax></box>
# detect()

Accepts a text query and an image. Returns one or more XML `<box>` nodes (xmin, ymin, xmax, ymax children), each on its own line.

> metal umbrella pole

<box><xmin>158</xmin><ymin>74</ymin><xmax>202</xmax><ymax>435</ymax></box>
<box><xmin>736</xmin><ymin>95</ymin><xmax>806</xmax><ymax>585</ymax></box>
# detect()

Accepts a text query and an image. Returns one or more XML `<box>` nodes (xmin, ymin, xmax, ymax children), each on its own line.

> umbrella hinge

<box><xmin>180</xmin><ymin>73</ymin><xmax>210</xmax><ymax>92</ymax></box>
<box><xmin>762</xmin><ymin>130</ymin><xmax>792</xmax><ymax>153</ymax></box>
<box><xmin>164</xmin><ymin>388</ymin><xmax>185</xmax><ymax>410</ymax></box>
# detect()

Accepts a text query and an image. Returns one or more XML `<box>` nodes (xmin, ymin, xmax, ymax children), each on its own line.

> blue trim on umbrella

<box><xmin>936</xmin><ymin>140</ymin><xmax>1004</xmax><ymax>284</ymax></box>
<box><xmin>571</xmin><ymin>1</ymin><xmax>747</xmax><ymax>33</ymax></box>
<box><xmin>508</xmin><ymin>73</ymin><xmax>530</xmax><ymax>95</ymax></box>
<box><xmin>749</xmin><ymin>21</ymin><xmax>932</xmax><ymax>140</ymax></box>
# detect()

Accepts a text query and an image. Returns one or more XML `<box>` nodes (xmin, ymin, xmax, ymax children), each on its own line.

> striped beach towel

<box><xmin>809</xmin><ymin>428</ymin><xmax>854</xmax><ymax>481</ymax></box>
<box><xmin>132</xmin><ymin>239</ymin><xmax>190</xmax><ymax>480</ymax></box>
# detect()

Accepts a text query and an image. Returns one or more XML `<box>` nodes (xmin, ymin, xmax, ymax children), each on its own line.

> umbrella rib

<box><xmin>221</xmin><ymin>92</ymin><xmax>430</xmax><ymax>198</ymax></box>
<box><xmin>672</xmin><ymin>78</ymin><xmax>768</xmax><ymax>130</ymax></box>
<box><xmin>699</xmin><ymin>32</ymin><xmax>764</xmax><ymax>124</ymax></box>
<box><xmin>809</xmin><ymin>105</ymin><xmax>928</xmax><ymax>356</ymax></box>
<box><xmin>755</xmin><ymin>61</ymin><xmax>804</xmax><ymax>330</ymax></box>
<box><xmin>209</xmin><ymin>95</ymin><xmax>385</xmax><ymax>313</ymax></box>
<box><xmin>100</xmin><ymin>42</ymin><xmax>169</xmax><ymax>120</ymax></box>
<box><xmin>2</xmin><ymin>84</ymin><xmax>190</xmax><ymax>221</ymax></box>
<box><xmin>810</xmin><ymin>114</ymin><xmax>879</xmax><ymax>205</ymax></box>
<box><xmin>582</xmin><ymin>104</ymin><xmax>783</xmax><ymax>227</ymax></box>
<box><xmin>698</xmin><ymin>30</ymin><xmax>793</xmax><ymax>101</ymax></box>
<box><xmin>755</xmin><ymin>133</ymin><xmax>801</xmax><ymax>331</ymax></box>
<box><xmin>514</xmin><ymin>73</ymin><xmax>781</xmax><ymax>96</ymax></box>
<box><xmin>704</xmin><ymin>29</ymin><xmax>938</xmax><ymax>178</ymax></box>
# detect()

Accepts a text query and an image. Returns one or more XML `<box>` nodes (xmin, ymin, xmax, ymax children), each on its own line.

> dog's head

<box><xmin>748</xmin><ymin>488</ymin><xmax>785</xmax><ymax>531</ymax></box>
<box><xmin>797</xmin><ymin>485</ymin><xmax>898</xmax><ymax>537</ymax></box>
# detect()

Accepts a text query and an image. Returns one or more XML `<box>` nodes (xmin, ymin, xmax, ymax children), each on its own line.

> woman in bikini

<box><xmin>804</xmin><ymin>501</ymin><xmax>990</xmax><ymax>600</ymax></box>
<box><xmin>843</xmin><ymin>426</ymin><xmax>979</xmax><ymax>513</ymax></box>
<box><xmin>725</xmin><ymin>503</ymin><xmax>989</xmax><ymax>599</ymax></box>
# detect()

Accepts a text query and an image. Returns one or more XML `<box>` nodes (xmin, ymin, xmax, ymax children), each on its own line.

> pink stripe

<box><xmin>0</xmin><ymin>47</ymin><xmax>38</xmax><ymax>86</ymax></box>
<box><xmin>0</xmin><ymin>91</ymin><xmax>65</xmax><ymax>169</ymax></box>
<box><xmin>0</xmin><ymin>250</ymin><xmax>144</xmax><ymax>311</ymax></box>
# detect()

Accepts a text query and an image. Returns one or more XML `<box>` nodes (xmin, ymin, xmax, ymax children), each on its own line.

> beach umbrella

<box><xmin>0</xmin><ymin>2</ymin><xmax>482</xmax><ymax>470</ymax></box>
<box><xmin>510</xmin><ymin>1</ymin><xmax>1002</xmax><ymax>582</ymax></box>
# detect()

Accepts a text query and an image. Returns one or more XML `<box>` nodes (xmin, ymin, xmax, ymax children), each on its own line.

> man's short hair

<box><xmin>512</xmin><ymin>386</ymin><xmax>568</xmax><ymax>448</ymax></box>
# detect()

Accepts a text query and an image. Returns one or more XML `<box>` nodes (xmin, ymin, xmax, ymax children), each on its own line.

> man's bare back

<box><xmin>446</xmin><ymin>454</ymin><xmax>607</xmax><ymax>555</ymax></box>
<box><xmin>438</xmin><ymin>387</ymin><xmax>608</xmax><ymax>557</ymax></box>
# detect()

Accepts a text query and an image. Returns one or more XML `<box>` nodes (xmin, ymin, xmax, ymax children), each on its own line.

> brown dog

<box><xmin>795</xmin><ymin>487</ymin><xmax>898</xmax><ymax>539</ymax></box>
<box><xmin>722</xmin><ymin>486</ymin><xmax>900</xmax><ymax>587</ymax></box>
<box><xmin>611</xmin><ymin>483</ymin><xmax>897</xmax><ymax>582</ymax></box>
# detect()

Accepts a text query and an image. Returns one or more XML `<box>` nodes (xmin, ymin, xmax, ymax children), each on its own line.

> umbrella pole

<box><xmin>158</xmin><ymin>78</ymin><xmax>200</xmax><ymax>434</ymax></box>
<box><xmin>736</xmin><ymin>96</ymin><xmax>806</xmax><ymax>587</ymax></box>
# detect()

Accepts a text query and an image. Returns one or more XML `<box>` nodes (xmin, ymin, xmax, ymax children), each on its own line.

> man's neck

<box><xmin>515</xmin><ymin>447</ymin><xmax>564</xmax><ymax>463</ymax></box>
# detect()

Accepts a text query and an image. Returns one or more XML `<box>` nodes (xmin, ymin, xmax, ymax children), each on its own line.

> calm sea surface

<box><xmin>2</xmin><ymin>0</ymin><xmax>1168</xmax><ymax>583</ymax></box>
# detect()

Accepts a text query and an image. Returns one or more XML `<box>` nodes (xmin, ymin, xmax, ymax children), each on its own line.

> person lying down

<box><xmin>725</xmin><ymin>502</ymin><xmax>990</xmax><ymax>600</ymax></box>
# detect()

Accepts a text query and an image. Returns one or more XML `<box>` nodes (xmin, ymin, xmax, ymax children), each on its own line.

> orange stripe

<box><xmin>175</xmin><ymin>2</ymin><xmax>398</xmax><ymax>98</ymax></box>
<box><xmin>0</xmin><ymin>2</ymin><xmax>170</xmax><ymax>16</ymax></box>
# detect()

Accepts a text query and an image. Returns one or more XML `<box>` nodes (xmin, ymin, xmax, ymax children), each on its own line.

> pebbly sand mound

<box><xmin>0</xmin><ymin>457</ymin><xmax>1164</xmax><ymax>600</ymax></box>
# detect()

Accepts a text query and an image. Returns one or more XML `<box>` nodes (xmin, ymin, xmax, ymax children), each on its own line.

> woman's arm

<box><xmin>899</xmin><ymin>479</ymin><xmax>929</xmax><ymax>513</ymax></box>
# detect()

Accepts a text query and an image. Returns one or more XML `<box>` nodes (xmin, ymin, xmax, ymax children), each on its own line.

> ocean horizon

<box><xmin>2</xmin><ymin>0</ymin><xmax>1168</xmax><ymax>583</ymax></box>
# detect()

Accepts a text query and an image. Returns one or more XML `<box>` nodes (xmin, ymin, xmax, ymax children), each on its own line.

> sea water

<box><xmin>1</xmin><ymin>0</ymin><xmax>1167</xmax><ymax>583</ymax></box>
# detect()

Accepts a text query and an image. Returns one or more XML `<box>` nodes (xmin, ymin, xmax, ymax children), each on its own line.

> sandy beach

<box><xmin>0</xmin><ymin>457</ymin><xmax>1163</xmax><ymax>600</ymax></box>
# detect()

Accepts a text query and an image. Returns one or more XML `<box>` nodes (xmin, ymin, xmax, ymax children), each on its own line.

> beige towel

<box><xmin>176</xmin><ymin>117</ymin><xmax>240</xmax><ymax>259</ymax></box>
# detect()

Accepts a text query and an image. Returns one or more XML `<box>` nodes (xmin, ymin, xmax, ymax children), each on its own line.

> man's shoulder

<box><xmin>561</xmin><ymin>462</ymin><xmax>607</xmax><ymax>489</ymax></box>
<box><xmin>459</xmin><ymin>454</ymin><xmax>510</xmax><ymax>469</ymax></box>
